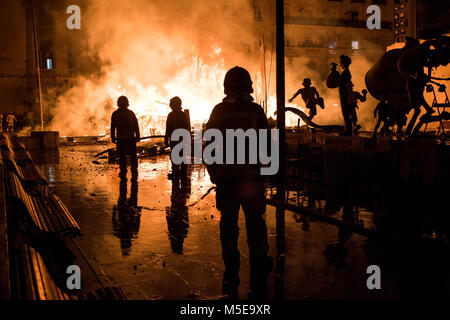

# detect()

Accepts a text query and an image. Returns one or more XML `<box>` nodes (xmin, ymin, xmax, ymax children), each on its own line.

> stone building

<box><xmin>251</xmin><ymin>0</ymin><xmax>396</xmax><ymax>79</ymax></box>
<box><xmin>0</xmin><ymin>0</ymin><xmax>93</xmax><ymax>129</ymax></box>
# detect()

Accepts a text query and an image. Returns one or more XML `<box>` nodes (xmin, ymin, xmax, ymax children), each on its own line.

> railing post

<box><xmin>275</xmin><ymin>0</ymin><xmax>286</xmax><ymax>299</ymax></box>
<box><xmin>0</xmin><ymin>144</ymin><xmax>11</xmax><ymax>299</ymax></box>
<box><xmin>276</xmin><ymin>0</ymin><xmax>286</xmax><ymax>191</ymax></box>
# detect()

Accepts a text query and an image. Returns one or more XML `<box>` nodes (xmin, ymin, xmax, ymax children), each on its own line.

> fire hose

<box><xmin>124</xmin><ymin>186</ymin><xmax>217</xmax><ymax>212</ymax></box>
<box><xmin>93</xmin><ymin>135</ymin><xmax>165</xmax><ymax>158</ymax></box>
<box><xmin>431</xmin><ymin>76</ymin><xmax>450</xmax><ymax>81</ymax></box>
<box><xmin>186</xmin><ymin>186</ymin><xmax>216</xmax><ymax>207</ymax></box>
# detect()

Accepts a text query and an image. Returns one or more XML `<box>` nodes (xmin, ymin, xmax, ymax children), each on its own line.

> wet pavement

<box><xmin>31</xmin><ymin>144</ymin><xmax>450</xmax><ymax>300</ymax></box>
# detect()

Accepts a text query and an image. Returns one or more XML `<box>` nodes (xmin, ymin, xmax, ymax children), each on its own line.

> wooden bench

<box><xmin>1</xmin><ymin>134</ymin><xmax>127</xmax><ymax>300</ymax></box>
<box><xmin>4</xmin><ymin>162</ymin><xmax>81</xmax><ymax>239</ymax></box>
<box><xmin>9</xmin><ymin>241</ymin><xmax>127</xmax><ymax>300</ymax></box>
<box><xmin>1</xmin><ymin>135</ymin><xmax>80</xmax><ymax>239</ymax></box>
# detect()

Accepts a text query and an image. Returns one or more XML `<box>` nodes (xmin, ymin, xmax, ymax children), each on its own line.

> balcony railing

<box><xmin>285</xmin><ymin>16</ymin><xmax>392</xmax><ymax>29</ymax></box>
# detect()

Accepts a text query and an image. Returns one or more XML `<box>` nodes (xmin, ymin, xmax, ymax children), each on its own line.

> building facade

<box><xmin>2</xmin><ymin>0</ymin><xmax>447</xmax><ymax>131</ymax></box>
<box><xmin>251</xmin><ymin>0</ymin><xmax>396</xmax><ymax>79</ymax></box>
<box><xmin>0</xmin><ymin>0</ymin><xmax>93</xmax><ymax>129</ymax></box>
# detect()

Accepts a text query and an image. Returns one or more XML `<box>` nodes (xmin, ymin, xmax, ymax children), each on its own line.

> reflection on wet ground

<box><xmin>34</xmin><ymin>145</ymin><xmax>450</xmax><ymax>299</ymax></box>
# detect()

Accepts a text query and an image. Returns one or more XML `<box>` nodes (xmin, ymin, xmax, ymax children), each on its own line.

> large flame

<box><xmin>47</xmin><ymin>0</ymin><xmax>394</xmax><ymax>137</ymax></box>
<box><xmin>50</xmin><ymin>44</ymin><xmax>274</xmax><ymax>137</ymax></box>
<box><xmin>105</xmin><ymin>51</ymin><xmax>229</xmax><ymax>136</ymax></box>
<box><xmin>46</xmin><ymin>0</ymin><xmax>261</xmax><ymax>137</ymax></box>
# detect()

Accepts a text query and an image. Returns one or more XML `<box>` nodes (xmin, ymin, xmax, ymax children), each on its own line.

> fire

<box><xmin>51</xmin><ymin>48</ymin><xmax>235</xmax><ymax>137</ymax></box>
<box><xmin>50</xmin><ymin>44</ymin><xmax>282</xmax><ymax>137</ymax></box>
<box><xmin>110</xmin><ymin>56</ymin><xmax>227</xmax><ymax>135</ymax></box>
<box><xmin>46</xmin><ymin>1</ymin><xmax>277</xmax><ymax>137</ymax></box>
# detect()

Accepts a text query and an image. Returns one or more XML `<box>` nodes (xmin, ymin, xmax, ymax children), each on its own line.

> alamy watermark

<box><xmin>66</xmin><ymin>5</ymin><xmax>81</xmax><ymax>30</ymax></box>
<box><xmin>367</xmin><ymin>5</ymin><xmax>381</xmax><ymax>30</ymax></box>
<box><xmin>66</xmin><ymin>264</ymin><xmax>81</xmax><ymax>290</ymax></box>
<box><xmin>67</xmin><ymin>5</ymin><xmax>380</xmax><ymax>31</ymax></box>
<box><xmin>366</xmin><ymin>265</ymin><xmax>381</xmax><ymax>290</ymax></box>
<box><xmin>170</xmin><ymin>128</ymin><xmax>280</xmax><ymax>176</ymax></box>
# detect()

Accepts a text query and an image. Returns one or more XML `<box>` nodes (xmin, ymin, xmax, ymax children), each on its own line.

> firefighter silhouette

<box><xmin>112</xmin><ymin>179</ymin><xmax>141</xmax><ymax>256</ymax></box>
<box><xmin>205</xmin><ymin>66</ymin><xmax>272</xmax><ymax>299</ymax></box>
<box><xmin>165</xmin><ymin>96</ymin><xmax>190</xmax><ymax>187</ymax></box>
<box><xmin>6</xmin><ymin>111</ymin><xmax>17</xmax><ymax>133</ymax></box>
<box><xmin>111</xmin><ymin>96</ymin><xmax>140</xmax><ymax>185</ymax></box>
<box><xmin>166</xmin><ymin>166</ymin><xmax>191</xmax><ymax>254</ymax></box>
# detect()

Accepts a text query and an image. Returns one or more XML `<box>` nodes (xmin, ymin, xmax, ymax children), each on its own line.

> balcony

<box><xmin>285</xmin><ymin>16</ymin><xmax>392</xmax><ymax>29</ymax></box>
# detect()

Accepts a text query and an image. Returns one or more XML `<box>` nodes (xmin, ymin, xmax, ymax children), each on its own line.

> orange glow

<box><xmin>100</xmin><ymin>53</ymin><xmax>232</xmax><ymax>135</ymax></box>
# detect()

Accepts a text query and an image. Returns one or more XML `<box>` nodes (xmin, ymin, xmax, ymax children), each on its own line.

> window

<box><xmin>67</xmin><ymin>45</ymin><xmax>74</xmax><ymax>70</ymax></box>
<box><xmin>352</xmin><ymin>41</ymin><xmax>359</xmax><ymax>50</ymax></box>
<box><xmin>351</xmin><ymin>11</ymin><xmax>359</xmax><ymax>24</ymax></box>
<box><xmin>37</xmin><ymin>7</ymin><xmax>53</xmax><ymax>28</ymax></box>
<box><xmin>329</xmin><ymin>41</ymin><xmax>337</xmax><ymax>54</ymax></box>
<box><xmin>284</xmin><ymin>1</ymin><xmax>291</xmax><ymax>17</ymax></box>
<box><xmin>46</xmin><ymin>58</ymin><xmax>53</xmax><ymax>70</ymax></box>
<box><xmin>39</xmin><ymin>40</ymin><xmax>54</xmax><ymax>70</ymax></box>
<box><xmin>328</xmin><ymin>2</ymin><xmax>338</xmax><ymax>18</ymax></box>
<box><xmin>253</xmin><ymin>5</ymin><xmax>262</xmax><ymax>21</ymax></box>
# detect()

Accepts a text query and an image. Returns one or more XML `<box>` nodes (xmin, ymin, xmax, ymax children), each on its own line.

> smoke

<box><xmin>48</xmin><ymin>1</ymin><xmax>413</xmax><ymax>136</ymax></box>
<box><xmin>281</xmin><ymin>54</ymin><xmax>381</xmax><ymax>130</ymax></box>
<box><xmin>49</xmin><ymin>0</ymin><xmax>256</xmax><ymax>136</ymax></box>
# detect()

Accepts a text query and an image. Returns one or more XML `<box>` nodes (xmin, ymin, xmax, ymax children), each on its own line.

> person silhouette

<box><xmin>288</xmin><ymin>78</ymin><xmax>325</xmax><ymax>120</ymax></box>
<box><xmin>347</xmin><ymin>81</ymin><xmax>367</xmax><ymax>133</ymax></box>
<box><xmin>205</xmin><ymin>66</ymin><xmax>272</xmax><ymax>299</ymax></box>
<box><xmin>166</xmin><ymin>166</ymin><xmax>191</xmax><ymax>254</ymax></box>
<box><xmin>165</xmin><ymin>96</ymin><xmax>190</xmax><ymax>187</ymax></box>
<box><xmin>338</xmin><ymin>55</ymin><xmax>353</xmax><ymax>135</ymax></box>
<box><xmin>112</xmin><ymin>179</ymin><xmax>141</xmax><ymax>256</ymax></box>
<box><xmin>6</xmin><ymin>111</ymin><xmax>17</xmax><ymax>133</ymax></box>
<box><xmin>111</xmin><ymin>96</ymin><xmax>140</xmax><ymax>191</ymax></box>
<box><xmin>323</xmin><ymin>188</ymin><xmax>356</xmax><ymax>268</ymax></box>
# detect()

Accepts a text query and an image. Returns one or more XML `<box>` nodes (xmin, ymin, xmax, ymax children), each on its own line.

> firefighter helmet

<box><xmin>117</xmin><ymin>96</ymin><xmax>129</xmax><ymax>108</ymax></box>
<box><xmin>223</xmin><ymin>66</ymin><xmax>253</xmax><ymax>95</ymax></box>
<box><xmin>170</xmin><ymin>96</ymin><xmax>182</xmax><ymax>110</ymax></box>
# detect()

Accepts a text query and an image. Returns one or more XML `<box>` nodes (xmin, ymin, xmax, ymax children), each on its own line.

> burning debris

<box><xmin>108</xmin><ymin>138</ymin><xmax>169</xmax><ymax>163</ymax></box>
<box><xmin>92</xmin><ymin>136</ymin><xmax>169</xmax><ymax>163</ymax></box>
